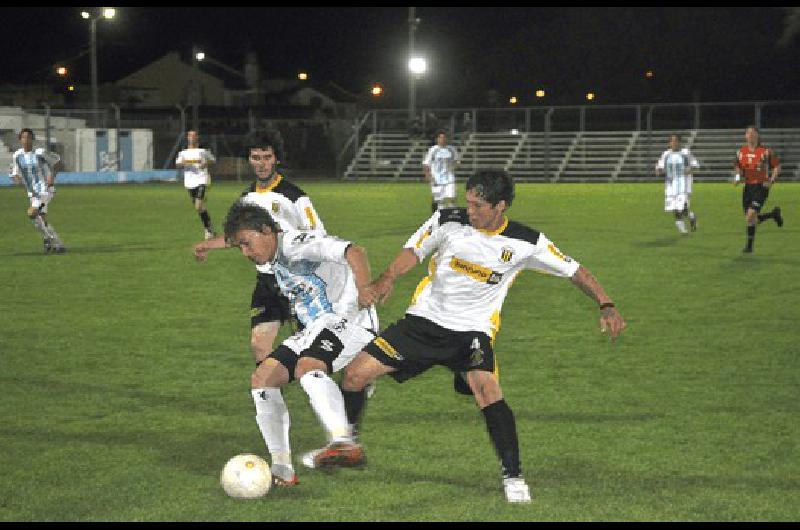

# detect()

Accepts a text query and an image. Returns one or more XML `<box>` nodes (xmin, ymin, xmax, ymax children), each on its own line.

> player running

<box><xmin>656</xmin><ymin>134</ymin><xmax>699</xmax><ymax>234</ymax></box>
<box><xmin>176</xmin><ymin>130</ymin><xmax>217</xmax><ymax>239</ymax></box>
<box><xmin>423</xmin><ymin>130</ymin><xmax>459</xmax><ymax>213</ymax></box>
<box><xmin>9</xmin><ymin>128</ymin><xmax>66</xmax><ymax>253</ymax></box>
<box><xmin>734</xmin><ymin>126</ymin><xmax>783</xmax><ymax>253</ymax></box>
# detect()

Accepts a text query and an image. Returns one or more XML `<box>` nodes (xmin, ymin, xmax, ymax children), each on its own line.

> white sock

<box><xmin>251</xmin><ymin>388</ymin><xmax>292</xmax><ymax>467</ymax></box>
<box><xmin>299</xmin><ymin>370</ymin><xmax>351</xmax><ymax>443</ymax></box>
<box><xmin>675</xmin><ymin>219</ymin><xmax>687</xmax><ymax>233</ymax></box>
<box><xmin>31</xmin><ymin>216</ymin><xmax>48</xmax><ymax>236</ymax></box>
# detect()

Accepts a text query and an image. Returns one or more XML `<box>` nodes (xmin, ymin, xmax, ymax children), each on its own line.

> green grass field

<box><xmin>1</xmin><ymin>181</ymin><xmax>798</xmax><ymax>521</ymax></box>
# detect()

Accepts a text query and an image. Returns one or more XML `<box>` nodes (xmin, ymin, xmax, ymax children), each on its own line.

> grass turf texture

<box><xmin>0</xmin><ymin>182</ymin><xmax>798</xmax><ymax>521</ymax></box>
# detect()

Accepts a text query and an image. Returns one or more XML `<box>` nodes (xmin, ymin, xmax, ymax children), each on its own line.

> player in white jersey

<box><xmin>423</xmin><ymin>130</ymin><xmax>459</xmax><ymax>213</ymax></box>
<box><xmin>223</xmin><ymin>200</ymin><xmax>379</xmax><ymax>486</ymax></box>
<box><xmin>193</xmin><ymin>135</ymin><xmax>331</xmax><ymax>485</ymax></box>
<box><xmin>307</xmin><ymin>170</ymin><xmax>627</xmax><ymax>504</ymax></box>
<box><xmin>656</xmin><ymin>134</ymin><xmax>699</xmax><ymax>234</ymax></box>
<box><xmin>176</xmin><ymin>130</ymin><xmax>217</xmax><ymax>239</ymax></box>
<box><xmin>9</xmin><ymin>128</ymin><xmax>66</xmax><ymax>253</ymax></box>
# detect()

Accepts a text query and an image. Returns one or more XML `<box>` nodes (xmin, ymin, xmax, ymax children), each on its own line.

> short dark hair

<box><xmin>224</xmin><ymin>201</ymin><xmax>279</xmax><ymax>243</ymax></box>
<box><xmin>466</xmin><ymin>170</ymin><xmax>515</xmax><ymax>208</ymax></box>
<box><xmin>435</xmin><ymin>129</ymin><xmax>447</xmax><ymax>138</ymax></box>
<box><xmin>246</xmin><ymin>132</ymin><xmax>283</xmax><ymax>161</ymax></box>
<box><xmin>19</xmin><ymin>128</ymin><xmax>34</xmax><ymax>140</ymax></box>
<box><xmin>669</xmin><ymin>133</ymin><xmax>681</xmax><ymax>141</ymax></box>
<box><xmin>746</xmin><ymin>125</ymin><xmax>760</xmax><ymax>133</ymax></box>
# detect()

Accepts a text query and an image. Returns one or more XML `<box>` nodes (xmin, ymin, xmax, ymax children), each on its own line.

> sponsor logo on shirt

<box><xmin>450</xmin><ymin>257</ymin><xmax>503</xmax><ymax>285</ymax></box>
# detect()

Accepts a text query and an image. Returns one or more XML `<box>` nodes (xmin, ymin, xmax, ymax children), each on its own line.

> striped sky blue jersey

<box><xmin>271</xmin><ymin>230</ymin><xmax>378</xmax><ymax>331</ymax></box>
<box><xmin>11</xmin><ymin>148</ymin><xmax>57</xmax><ymax>196</ymax></box>
<box><xmin>657</xmin><ymin>148</ymin><xmax>698</xmax><ymax>195</ymax></box>
<box><xmin>423</xmin><ymin>145</ymin><xmax>459</xmax><ymax>186</ymax></box>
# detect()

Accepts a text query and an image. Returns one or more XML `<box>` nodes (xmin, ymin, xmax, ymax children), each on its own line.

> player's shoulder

<box><xmin>273</xmin><ymin>174</ymin><xmax>307</xmax><ymax>202</ymax></box>
<box><xmin>12</xmin><ymin>148</ymin><xmax>24</xmax><ymax>156</ymax></box>
<box><xmin>500</xmin><ymin>220</ymin><xmax>541</xmax><ymax>246</ymax></box>
<box><xmin>437</xmin><ymin>207</ymin><xmax>469</xmax><ymax>227</ymax></box>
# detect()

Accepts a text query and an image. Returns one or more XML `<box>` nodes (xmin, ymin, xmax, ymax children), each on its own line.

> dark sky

<box><xmin>4</xmin><ymin>7</ymin><xmax>800</xmax><ymax>107</ymax></box>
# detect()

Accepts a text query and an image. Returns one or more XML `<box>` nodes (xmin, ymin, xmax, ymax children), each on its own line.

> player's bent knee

<box><xmin>251</xmin><ymin>358</ymin><xmax>289</xmax><ymax>389</ymax></box>
<box><xmin>295</xmin><ymin>357</ymin><xmax>328</xmax><ymax>379</ymax></box>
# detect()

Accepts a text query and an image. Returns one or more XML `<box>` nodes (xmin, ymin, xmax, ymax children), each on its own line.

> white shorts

<box><xmin>29</xmin><ymin>191</ymin><xmax>53</xmax><ymax>214</ymax></box>
<box><xmin>432</xmin><ymin>182</ymin><xmax>456</xmax><ymax>202</ymax></box>
<box><xmin>665</xmin><ymin>193</ymin><xmax>689</xmax><ymax>212</ymax></box>
<box><xmin>281</xmin><ymin>312</ymin><xmax>376</xmax><ymax>374</ymax></box>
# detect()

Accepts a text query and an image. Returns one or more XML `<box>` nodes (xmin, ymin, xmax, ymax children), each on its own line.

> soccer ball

<box><xmin>220</xmin><ymin>454</ymin><xmax>272</xmax><ymax>499</ymax></box>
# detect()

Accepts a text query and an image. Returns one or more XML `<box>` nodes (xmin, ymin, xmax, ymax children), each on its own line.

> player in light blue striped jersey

<box><xmin>9</xmin><ymin>128</ymin><xmax>66</xmax><ymax>253</ymax></box>
<box><xmin>423</xmin><ymin>130</ymin><xmax>459</xmax><ymax>213</ymax></box>
<box><xmin>656</xmin><ymin>134</ymin><xmax>699</xmax><ymax>234</ymax></box>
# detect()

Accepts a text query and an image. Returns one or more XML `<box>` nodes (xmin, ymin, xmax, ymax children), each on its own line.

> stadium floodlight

<box><xmin>56</xmin><ymin>66</ymin><xmax>68</xmax><ymax>77</ymax></box>
<box><xmin>195</xmin><ymin>51</ymin><xmax>206</xmax><ymax>62</ymax></box>
<box><xmin>298</xmin><ymin>72</ymin><xmax>308</xmax><ymax>81</ymax></box>
<box><xmin>371</xmin><ymin>84</ymin><xmax>384</xmax><ymax>96</ymax></box>
<box><xmin>645</xmin><ymin>70</ymin><xmax>654</xmax><ymax>79</ymax></box>
<box><xmin>509</xmin><ymin>96</ymin><xmax>518</xmax><ymax>105</ymax></box>
<box><xmin>586</xmin><ymin>92</ymin><xmax>596</xmax><ymax>101</ymax></box>
<box><xmin>82</xmin><ymin>8</ymin><xmax>116</xmax><ymax>117</ymax></box>
<box><xmin>536</xmin><ymin>89</ymin><xmax>546</xmax><ymax>98</ymax></box>
<box><xmin>408</xmin><ymin>56</ymin><xmax>427</xmax><ymax>76</ymax></box>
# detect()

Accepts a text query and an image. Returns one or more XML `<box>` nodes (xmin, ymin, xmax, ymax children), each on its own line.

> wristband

<box><xmin>600</xmin><ymin>302</ymin><xmax>615</xmax><ymax>310</ymax></box>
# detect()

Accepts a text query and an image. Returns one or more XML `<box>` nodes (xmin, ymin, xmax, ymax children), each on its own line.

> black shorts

<box><xmin>187</xmin><ymin>185</ymin><xmax>208</xmax><ymax>202</ymax></box>
<box><xmin>250</xmin><ymin>273</ymin><xmax>294</xmax><ymax>328</ymax></box>
<box><xmin>363</xmin><ymin>314</ymin><xmax>496</xmax><ymax>384</ymax></box>
<box><xmin>742</xmin><ymin>183</ymin><xmax>770</xmax><ymax>213</ymax></box>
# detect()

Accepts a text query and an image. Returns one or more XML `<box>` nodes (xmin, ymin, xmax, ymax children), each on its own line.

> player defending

<box><xmin>10</xmin><ymin>128</ymin><xmax>66</xmax><ymax>253</ymax></box>
<box><xmin>308</xmin><ymin>170</ymin><xmax>627</xmax><ymax>504</ymax></box>
<box><xmin>656</xmin><ymin>134</ymin><xmax>699</xmax><ymax>234</ymax></box>
<box><xmin>734</xmin><ymin>126</ymin><xmax>783</xmax><ymax>253</ymax></box>
<box><xmin>423</xmin><ymin>130</ymin><xmax>459</xmax><ymax>213</ymax></box>
<box><xmin>223</xmin><ymin>201</ymin><xmax>379</xmax><ymax>486</ymax></box>
<box><xmin>176</xmin><ymin>130</ymin><xmax>217</xmax><ymax>239</ymax></box>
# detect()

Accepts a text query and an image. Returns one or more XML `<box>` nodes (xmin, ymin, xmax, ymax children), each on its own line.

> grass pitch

<box><xmin>0</xmin><ymin>181</ymin><xmax>798</xmax><ymax>521</ymax></box>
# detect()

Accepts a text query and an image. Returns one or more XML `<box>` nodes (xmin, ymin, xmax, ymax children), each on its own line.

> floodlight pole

<box><xmin>408</xmin><ymin>7</ymin><xmax>418</xmax><ymax>124</ymax></box>
<box><xmin>90</xmin><ymin>17</ymin><xmax>98</xmax><ymax>117</ymax></box>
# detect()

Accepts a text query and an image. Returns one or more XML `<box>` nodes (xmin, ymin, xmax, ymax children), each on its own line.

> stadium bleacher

<box><xmin>345</xmin><ymin>128</ymin><xmax>800</xmax><ymax>183</ymax></box>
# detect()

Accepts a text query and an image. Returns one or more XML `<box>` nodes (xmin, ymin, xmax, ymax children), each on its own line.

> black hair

<box><xmin>223</xmin><ymin>201</ymin><xmax>279</xmax><ymax>243</ymax></box>
<box><xmin>669</xmin><ymin>133</ymin><xmax>681</xmax><ymax>141</ymax></box>
<box><xmin>466</xmin><ymin>170</ymin><xmax>515</xmax><ymax>208</ymax></box>
<box><xmin>245</xmin><ymin>132</ymin><xmax>283</xmax><ymax>161</ymax></box>
<box><xmin>746</xmin><ymin>125</ymin><xmax>760</xmax><ymax>133</ymax></box>
<box><xmin>19</xmin><ymin>128</ymin><xmax>34</xmax><ymax>140</ymax></box>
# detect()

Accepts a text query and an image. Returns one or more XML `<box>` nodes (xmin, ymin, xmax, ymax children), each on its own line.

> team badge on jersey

<box><xmin>272</xmin><ymin>201</ymin><xmax>280</xmax><ymax>213</ymax></box>
<box><xmin>500</xmin><ymin>247</ymin><xmax>515</xmax><ymax>263</ymax></box>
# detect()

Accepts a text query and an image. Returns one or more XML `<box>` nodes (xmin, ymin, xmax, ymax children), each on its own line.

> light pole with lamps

<box><xmin>81</xmin><ymin>8</ymin><xmax>115</xmax><ymax>119</ymax></box>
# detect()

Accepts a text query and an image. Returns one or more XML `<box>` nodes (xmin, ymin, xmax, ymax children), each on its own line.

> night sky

<box><xmin>4</xmin><ymin>7</ymin><xmax>800</xmax><ymax>107</ymax></box>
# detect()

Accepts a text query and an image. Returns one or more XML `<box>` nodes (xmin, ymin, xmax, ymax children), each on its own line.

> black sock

<box><xmin>481</xmin><ymin>399</ymin><xmax>521</xmax><ymax>478</ymax></box>
<box><xmin>199</xmin><ymin>210</ymin><xmax>212</xmax><ymax>230</ymax></box>
<box><xmin>431</xmin><ymin>202</ymin><xmax>438</xmax><ymax>214</ymax></box>
<box><xmin>747</xmin><ymin>225</ymin><xmax>756</xmax><ymax>250</ymax></box>
<box><xmin>757</xmin><ymin>211</ymin><xmax>773</xmax><ymax>223</ymax></box>
<box><xmin>342</xmin><ymin>388</ymin><xmax>367</xmax><ymax>437</ymax></box>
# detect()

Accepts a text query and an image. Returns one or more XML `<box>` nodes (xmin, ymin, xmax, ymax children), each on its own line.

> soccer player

<box><xmin>193</xmin><ymin>135</ymin><xmax>328</xmax><ymax>484</ymax></box>
<box><xmin>734</xmin><ymin>126</ymin><xmax>783</xmax><ymax>253</ymax></box>
<box><xmin>223</xmin><ymin>200</ymin><xmax>379</xmax><ymax>486</ymax></box>
<box><xmin>307</xmin><ymin>170</ymin><xmax>627</xmax><ymax>504</ymax></box>
<box><xmin>656</xmin><ymin>134</ymin><xmax>699</xmax><ymax>234</ymax></box>
<box><xmin>423</xmin><ymin>130</ymin><xmax>459</xmax><ymax>213</ymax></box>
<box><xmin>176</xmin><ymin>130</ymin><xmax>217</xmax><ymax>239</ymax></box>
<box><xmin>9</xmin><ymin>128</ymin><xmax>66</xmax><ymax>253</ymax></box>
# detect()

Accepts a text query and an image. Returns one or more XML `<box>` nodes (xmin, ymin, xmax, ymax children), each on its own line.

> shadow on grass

<box><xmin>630</xmin><ymin>237</ymin><xmax>680</xmax><ymax>248</ymax></box>
<box><xmin>0</xmin><ymin>239</ymin><xmax>196</xmax><ymax>258</ymax></box>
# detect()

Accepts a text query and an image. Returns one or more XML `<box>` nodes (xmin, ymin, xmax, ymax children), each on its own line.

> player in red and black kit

<box><xmin>734</xmin><ymin>126</ymin><xmax>783</xmax><ymax>253</ymax></box>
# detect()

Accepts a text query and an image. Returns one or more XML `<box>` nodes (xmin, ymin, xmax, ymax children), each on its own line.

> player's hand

<box><xmin>357</xmin><ymin>284</ymin><xmax>380</xmax><ymax>308</ymax></box>
<box><xmin>193</xmin><ymin>242</ymin><xmax>211</xmax><ymax>262</ymax></box>
<box><xmin>371</xmin><ymin>274</ymin><xmax>395</xmax><ymax>305</ymax></box>
<box><xmin>763</xmin><ymin>181</ymin><xmax>773</xmax><ymax>189</ymax></box>
<box><xmin>600</xmin><ymin>307</ymin><xmax>626</xmax><ymax>341</ymax></box>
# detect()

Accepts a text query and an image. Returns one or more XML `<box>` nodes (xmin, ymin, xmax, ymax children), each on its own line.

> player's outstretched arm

<box><xmin>193</xmin><ymin>235</ymin><xmax>229</xmax><ymax>262</ymax></box>
<box><xmin>371</xmin><ymin>248</ymin><xmax>420</xmax><ymax>305</ymax></box>
<box><xmin>570</xmin><ymin>266</ymin><xmax>627</xmax><ymax>341</ymax></box>
<box><xmin>345</xmin><ymin>244</ymin><xmax>379</xmax><ymax>308</ymax></box>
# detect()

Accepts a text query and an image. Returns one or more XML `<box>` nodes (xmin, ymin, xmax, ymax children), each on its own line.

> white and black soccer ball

<box><xmin>220</xmin><ymin>454</ymin><xmax>272</xmax><ymax>499</ymax></box>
